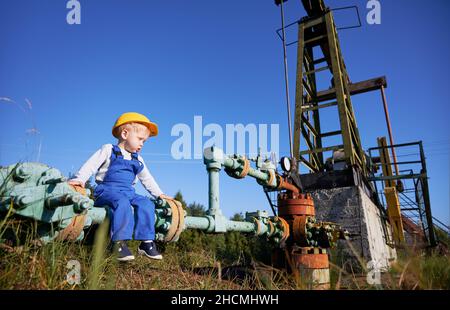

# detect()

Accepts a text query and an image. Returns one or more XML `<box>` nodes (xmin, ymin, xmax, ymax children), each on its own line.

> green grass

<box><xmin>1</xmin><ymin>197</ymin><xmax>449</xmax><ymax>290</ymax></box>
<box><xmin>385</xmin><ymin>248</ymin><xmax>450</xmax><ymax>290</ymax></box>
<box><xmin>1</xmin><ymin>216</ymin><xmax>450</xmax><ymax>290</ymax></box>
<box><xmin>327</xmin><ymin>246</ymin><xmax>450</xmax><ymax>290</ymax></box>
<box><xmin>0</xmin><ymin>221</ymin><xmax>299</xmax><ymax>290</ymax></box>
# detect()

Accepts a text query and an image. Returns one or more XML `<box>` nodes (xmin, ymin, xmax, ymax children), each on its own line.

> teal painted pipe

<box><xmin>208</xmin><ymin>167</ymin><xmax>221</xmax><ymax>216</ymax></box>
<box><xmin>223</xmin><ymin>157</ymin><xmax>272</xmax><ymax>184</ymax></box>
<box><xmin>184</xmin><ymin>216</ymin><xmax>210</xmax><ymax>230</ymax></box>
<box><xmin>206</xmin><ymin>146</ymin><xmax>277</xmax><ymax>190</ymax></box>
<box><xmin>184</xmin><ymin>216</ymin><xmax>255</xmax><ymax>233</ymax></box>
<box><xmin>183</xmin><ymin>214</ymin><xmax>282</xmax><ymax>238</ymax></box>
<box><xmin>225</xmin><ymin>220</ymin><xmax>255</xmax><ymax>233</ymax></box>
<box><xmin>1</xmin><ymin>162</ymin><xmax>288</xmax><ymax>245</ymax></box>
<box><xmin>201</xmin><ymin>146</ymin><xmax>280</xmax><ymax>235</ymax></box>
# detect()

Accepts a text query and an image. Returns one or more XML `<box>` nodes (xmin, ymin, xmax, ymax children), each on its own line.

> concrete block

<box><xmin>310</xmin><ymin>186</ymin><xmax>396</xmax><ymax>272</ymax></box>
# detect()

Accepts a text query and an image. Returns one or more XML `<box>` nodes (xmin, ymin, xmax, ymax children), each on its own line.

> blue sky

<box><xmin>0</xmin><ymin>0</ymin><xmax>449</xmax><ymax>225</ymax></box>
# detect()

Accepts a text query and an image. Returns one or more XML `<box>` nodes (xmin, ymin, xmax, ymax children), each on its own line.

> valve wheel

<box><xmin>164</xmin><ymin>199</ymin><xmax>185</xmax><ymax>242</ymax></box>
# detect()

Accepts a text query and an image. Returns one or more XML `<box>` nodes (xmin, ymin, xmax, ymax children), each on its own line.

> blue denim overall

<box><xmin>94</xmin><ymin>145</ymin><xmax>155</xmax><ymax>241</ymax></box>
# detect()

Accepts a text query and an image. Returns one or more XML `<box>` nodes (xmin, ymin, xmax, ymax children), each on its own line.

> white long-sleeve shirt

<box><xmin>71</xmin><ymin>144</ymin><xmax>163</xmax><ymax>198</ymax></box>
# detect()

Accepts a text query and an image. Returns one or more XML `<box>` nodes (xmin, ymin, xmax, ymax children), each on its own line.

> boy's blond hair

<box><xmin>116</xmin><ymin>122</ymin><xmax>150</xmax><ymax>140</ymax></box>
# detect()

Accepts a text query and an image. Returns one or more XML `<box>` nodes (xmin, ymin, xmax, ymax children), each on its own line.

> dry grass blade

<box><xmin>398</xmin><ymin>259</ymin><xmax>412</xmax><ymax>288</ymax></box>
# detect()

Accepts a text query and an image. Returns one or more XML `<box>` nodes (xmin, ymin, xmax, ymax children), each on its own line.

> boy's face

<box><xmin>121</xmin><ymin>126</ymin><xmax>149</xmax><ymax>153</ymax></box>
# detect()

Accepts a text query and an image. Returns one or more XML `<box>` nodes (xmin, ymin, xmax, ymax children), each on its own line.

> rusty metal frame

<box><xmin>368</xmin><ymin>141</ymin><xmax>438</xmax><ymax>247</ymax></box>
<box><xmin>293</xmin><ymin>10</ymin><xmax>366</xmax><ymax>175</ymax></box>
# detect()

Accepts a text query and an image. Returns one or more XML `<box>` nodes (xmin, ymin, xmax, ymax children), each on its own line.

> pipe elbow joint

<box><xmin>203</xmin><ymin>146</ymin><xmax>225</xmax><ymax>169</ymax></box>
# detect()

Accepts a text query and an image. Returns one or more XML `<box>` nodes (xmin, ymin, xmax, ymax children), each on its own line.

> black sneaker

<box><xmin>138</xmin><ymin>241</ymin><xmax>163</xmax><ymax>260</ymax></box>
<box><xmin>113</xmin><ymin>241</ymin><xmax>135</xmax><ymax>262</ymax></box>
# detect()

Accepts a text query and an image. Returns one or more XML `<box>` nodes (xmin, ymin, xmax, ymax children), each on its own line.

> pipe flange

<box><xmin>274</xmin><ymin>216</ymin><xmax>290</xmax><ymax>243</ymax></box>
<box><xmin>239</xmin><ymin>157</ymin><xmax>250</xmax><ymax>178</ymax></box>
<box><xmin>267</xmin><ymin>170</ymin><xmax>276</xmax><ymax>187</ymax></box>
<box><xmin>56</xmin><ymin>213</ymin><xmax>87</xmax><ymax>241</ymax></box>
<box><xmin>276</xmin><ymin>174</ymin><xmax>284</xmax><ymax>190</ymax></box>
<box><xmin>292</xmin><ymin>215</ymin><xmax>308</xmax><ymax>246</ymax></box>
<box><xmin>163</xmin><ymin>198</ymin><xmax>185</xmax><ymax>242</ymax></box>
<box><xmin>224</xmin><ymin>156</ymin><xmax>250</xmax><ymax>179</ymax></box>
<box><xmin>164</xmin><ymin>199</ymin><xmax>180</xmax><ymax>242</ymax></box>
<box><xmin>267</xmin><ymin>220</ymin><xmax>275</xmax><ymax>236</ymax></box>
<box><xmin>281</xmin><ymin>217</ymin><xmax>290</xmax><ymax>243</ymax></box>
<box><xmin>251</xmin><ymin>217</ymin><xmax>262</xmax><ymax>236</ymax></box>
<box><xmin>172</xmin><ymin>199</ymin><xmax>185</xmax><ymax>241</ymax></box>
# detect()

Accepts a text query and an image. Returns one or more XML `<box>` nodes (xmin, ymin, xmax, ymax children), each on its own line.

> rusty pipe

<box><xmin>380</xmin><ymin>85</ymin><xmax>399</xmax><ymax>176</ymax></box>
<box><xmin>277</xmin><ymin>175</ymin><xmax>300</xmax><ymax>194</ymax></box>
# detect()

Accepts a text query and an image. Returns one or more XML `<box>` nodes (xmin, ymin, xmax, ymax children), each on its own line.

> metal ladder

<box><xmin>292</xmin><ymin>8</ymin><xmax>366</xmax><ymax>175</ymax></box>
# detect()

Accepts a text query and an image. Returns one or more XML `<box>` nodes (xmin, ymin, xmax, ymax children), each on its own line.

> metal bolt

<box><xmin>15</xmin><ymin>166</ymin><xmax>30</xmax><ymax>182</ymax></box>
<box><xmin>43</xmin><ymin>177</ymin><xmax>67</xmax><ymax>184</ymax></box>
<box><xmin>157</xmin><ymin>207</ymin><xmax>172</xmax><ymax>217</ymax></box>
<box><xmin>161</xmin><ymin>222</ymin><xmax>171</xmax><ymax>231</ymax></box>
<box><xmin>16</xmin><ymin>195</ymin><xmax>33</xmax><ymax>208</ymax></box>
<box><xmin>72</xmin><ymin>197</ymin><xmax>90</xmax><ymax>212</ymax></box>
<box><xmin>77</xmin><ymin>199</ymin><xmax>90</xmax><ymax>211</ymax></box>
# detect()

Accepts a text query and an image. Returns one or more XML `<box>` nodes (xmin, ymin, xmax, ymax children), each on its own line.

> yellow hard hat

<box><xmin>112</xmin><ymin>112</ymin><xmax>158</xmax><ymax>138</ymax></box>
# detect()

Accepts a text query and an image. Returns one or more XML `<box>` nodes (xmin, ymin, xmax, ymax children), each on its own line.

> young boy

<box><xmin>68</xmin><ymin>112</ymin><xmax>171</xmax><ymax>261</ymax></box>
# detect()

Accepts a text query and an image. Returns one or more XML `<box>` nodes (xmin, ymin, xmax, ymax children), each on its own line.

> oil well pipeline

<box><xmin>1</xmin><ymin>0</ymin><xmax>449</xmax><ymax>289</ymax></box>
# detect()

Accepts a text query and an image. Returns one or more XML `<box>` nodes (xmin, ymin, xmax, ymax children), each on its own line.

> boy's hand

<box><xmin>159</xmin><ymin>194</ymin><xmax>174</xmax><ymax>200</ymax></box>
<box><xmin>68</xmin><ymin>180</ymin><xmax>85</xmax><ymax>188</ymax></box>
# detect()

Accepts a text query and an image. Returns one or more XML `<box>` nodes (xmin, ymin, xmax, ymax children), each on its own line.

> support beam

<box><xmin>316</xmin><ymin>76</ymin><xmax>387</xmax><ymax>102</ymax></box>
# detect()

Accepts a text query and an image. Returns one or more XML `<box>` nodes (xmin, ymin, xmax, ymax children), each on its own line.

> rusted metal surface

<box><xmin>292</xmin><ymin>252</ymin><xmax>329</xmax><ymax>269</ymax></box>
<box><xmin>275</xmin><ymin>216</ymin><xmax>291</xmax><ymax>243</ymax></box>
<box><xmin>276</xmin><ymin>175</ymin><xmax>300</xmax><ymax>194</ymax></box>
<box><xmin>271</xmin><ymin>247</ymin><xmax>331</xmax><ymax>289</ymax></box>
<box><xmin>278</xmin><ymin>193</ymin><xmax>314</xmax><ymax>247</ymax></box>
<box><xmin>277</xmin><ymin>192</ymin><xmax>347</xmax><ymax>248</ymax></box>
<box><xmin>315</xmin><ymin>76</ymin><xmax>387</xmax><ymax>102</ymax></box>
<box><xmin>292</xmin><ymin>215</ymin><xmax>308</xmax><ymax>246</ymax></box>
<box><xmin>293</xmin><ymin>247</ymin><xmax>330</xmax><ymax>289</ymax></box>
<box><xmin>278</xmin><ymin>204</ymin><xmax>315</xmax><ymax>216</ymax></box>
<box><xmin>278</xmin><ymin>193</ymin><xmax>315</xmax><ymax>216</ymax></box>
